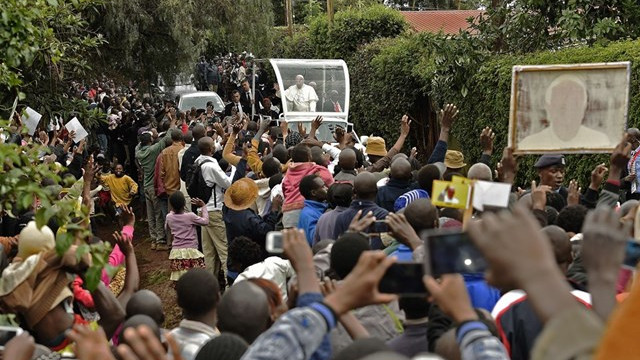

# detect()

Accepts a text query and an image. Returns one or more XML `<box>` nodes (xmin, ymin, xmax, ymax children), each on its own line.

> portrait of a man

<box><xmin>509</xmin><ymin>62</ymin><xmax>630</xmax><ymax>154</ymax></box>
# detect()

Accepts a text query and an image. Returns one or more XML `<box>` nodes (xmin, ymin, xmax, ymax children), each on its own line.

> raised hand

<box><xmin>582</xmin><ymin>207</ymin><xmax>630</xmax><ymax>321</ymax></box>
<box><xmin>410</xmin><ymin>147</ymin><xmax>418</xmax><ymax>160</ymax></box>
<box><xmin>232</xmin><ymin>121</ymin><xmax>243</xmax><ymax>135</ymax></box>
<box><xmin>311</xmin><ymin>116</ymin><xmax>323</xmax><ymax>131</ymax></box>
<box><xmin>297</xmin><ymin>122</ymin><xmax>307</xmax><ymax>138</ymax></box>
<box><xmin>467</xmin><ymin>206</ymin><xmax>559</xmax><ymax>292</ymax></box>
<box><xmin>68</xmin><ymin>324</ymin><xmax>115</xmax><ymax>360</ymax></box>
<box><xmin>567</xmin><ymin>180</ymin><xmax>581</xmax><ymax>206</ymax></box>
<box><xmin>2</xmin><ymin>331</ymin><xmax>36</xmax><ymax>360</ymax></box>
<box><xmin>120</xmin><ymin>205</ymin><xmax>135</xmax><ymax>227</ymax></box>
<box><xmin>280</xmin><ymin>119</ymin><xmax>289</xmax><ymax>138</ymax></box>
<box><xmin>283</xmin><ymin>228</ymin><xmax>314</xmax><ymax>273</ymax></box>
<box><xmin>190</xmin><ymin>198</ymin><xmax>206</xmax><ymax>208</ymax></box>
<box><xmin>480</xmin><ymin>127</ymin><xmax>495</xmax><ymax>155</ymax></box>
<box><xmin>323</xmin><ymin>251</ymin><xmax>397</xmax><ymax>315</ymax></box>
<box><xmin>113</xmin><ymin>231</ymin><xmax>133</xmax><ymax>256</ymax></box>
<box><xmin>400</xmin><ymin>115</ymin><xmax>411</xmax><ymax>137</ymax></box>
<box><xmin>439</xmin><ymin>104</ymin><xmax>458</xmax><ymax>130</ymax></box>
<box><xmin>590</xmin><ymin>163</ymin><xmax>608</xmax><ymax>190</ymax></box>
<box><xmin>83</xmin><ymin>155</ymin><xmax>98</xmax><ymax>183</ymax></box>
<box><xmin>212</xmin><ymin>123</ymin><xmax>225</xmax><ymax>137</ymax></box>
<box><xmin>530</xmin><ymin>180</ymin><xmax>551</xmax><ymax>211</ymax></box>
<box><xmin>347</xmin><ymin>210</ymin><xmax>376</xmax><ymax>233</ymax></box>
<box><xmin>582</xmin><ymin>207</ymin><xmax>629</xmax><ymax>277</ymax></box>
<box><xmin>609</xmin><ymin>133</ymin><xmax>632</xmax><ymax>181</ymax></box>
<box><xmin>385</xmin><ymin>212</ymin><xmax>422</xmax><ymax>250</ymax></box>
<box><xmin>271</xmin><ymin>194</ymin><xmax>283</xmax><ymax>212</ymax></box>
<box><xmin>423</xmin><ymin>274</ymin><xmax>478</xmax><ymax>323</ymax></box>
<box><xmin>117</xmin><ymin>326</ymin><xmax>183</xmax><ymax>360</ymax></box>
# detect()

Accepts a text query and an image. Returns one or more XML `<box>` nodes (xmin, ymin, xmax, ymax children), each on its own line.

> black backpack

<box><xmin>186</xmin><ymin>159</ymin><xmax>216</xmax><ymax>204</ymax></box>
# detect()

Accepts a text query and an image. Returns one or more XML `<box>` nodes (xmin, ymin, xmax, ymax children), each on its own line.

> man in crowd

<box><xmin>195</xmin><ymin>136</ymin><xmax>232</xmax><ymax>284</ymax></box>
<box><xmin>284</xmin><ymin>75</ymin><xmax>319</xmax><ymax>112</ymax></box>
<box><xmin>225</xmin><ymin>90</ymin><xmax>250</xmax><ymax>117</ymax></box>
<box><xmin>297</xmin><ymin>174</ymin><xmax>329</xmax><ymax>245</ymax></box>
<box><xmin>136</xmin><ymin>123</ymin><xmax>173</xmax><ymax>250</ymax></box>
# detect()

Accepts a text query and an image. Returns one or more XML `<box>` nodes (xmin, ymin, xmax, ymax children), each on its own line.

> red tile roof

<box><xmin>400</xmin><ymin>10</ymin><xmax>484</xmax><ymax>35</ymax></box>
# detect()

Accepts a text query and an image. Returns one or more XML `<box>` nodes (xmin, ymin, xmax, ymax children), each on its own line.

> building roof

<box><xmin>400</xmin><ymin>10</ymin><xmax>484</xmax><ymax>35</ymax></box>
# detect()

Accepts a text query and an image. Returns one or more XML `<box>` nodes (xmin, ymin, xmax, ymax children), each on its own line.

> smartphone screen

<box><xmin>266</xmin><ymin>231</ymin><xmax>283</xmax><ymax>254</ymax></box>
<box><xmin>624</xmin><ymin>240</ymin><xmax>640</xmax><ymax>269</ymax></box>
<box><xmin>372</xmin><ymin>220</ymin><xmax>389</xmax><ymax>233</ymax></box>
<box><xmin>423</xmin><ymin>229</ymin><xmax>487</xmax><ymax>277</ymax></box>
<box><xmin>378</xmin><ymin>262</ymin><xmax>428</xmax><ymax>296</ymax></box>
<box><xmin>0</xmin><ymin>328</ymin><xmax>21</xmax><ymax>347</ymax></box>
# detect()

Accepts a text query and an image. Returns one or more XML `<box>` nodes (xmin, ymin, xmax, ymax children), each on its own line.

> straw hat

<box><xmin>17</xmin><ymin>221</ymin><xmax>55</xmax><ymax>259</ymax></box>
<box><xmin>224</xmin><ymin>178</ymin><xmax>259</xmax><ymax>211</ymax></box>
<box><xmin>444</xmin><ymin>150</ymin><xmax>466</xmax><ymax>169</ymax></box>
<box><xmin>366</xmin><ymin>137</ymin><xmax>387</xmax><ymax>157</ymax></box>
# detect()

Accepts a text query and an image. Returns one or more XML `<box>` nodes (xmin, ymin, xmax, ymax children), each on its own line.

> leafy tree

<box><xmin>1</xmin><ymin>0</ymin><xmax>104</xmax><ymax>113</ymax></box>
<box><xmin>90</xmin><ymin>0</ymin><xmax>275</xmax><ymax>84</ymax></box>
<box><xmin>472</xmin><ymin>0</ymin><xmax>640</xmax><ymax>53</ymax></box>
<box><xmin>0</xmin><ymin>0</ymin><xmax>111</xmax><ymax>291</ymax></box>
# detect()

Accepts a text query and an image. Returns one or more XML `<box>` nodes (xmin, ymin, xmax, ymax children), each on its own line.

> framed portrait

<box><xmin>508</xmin><ymin>62</ymin><xmax>631</xmax><ymax>154</ymax></box>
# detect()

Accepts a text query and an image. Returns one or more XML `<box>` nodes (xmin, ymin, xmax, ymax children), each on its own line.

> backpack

<box><xmin>186</xmin><ymin>159</ymin><xmax>216</xmax><ymax>205</ymax></box>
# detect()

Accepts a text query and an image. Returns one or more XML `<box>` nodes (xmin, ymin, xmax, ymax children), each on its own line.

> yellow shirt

<box><xmin>101</xmin><ymin>174</ymin><xmax>138</xmax><ymax>206</ymax></box>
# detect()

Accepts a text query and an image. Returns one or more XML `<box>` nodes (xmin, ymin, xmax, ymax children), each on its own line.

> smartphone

<box><xmin>624</xmin><ymin>240</ymin><xmax>640</xmax><ymax>269</ymax></box>
<box><xmin>266</xmin><ymin>231</ymin><xmax>283</xmax><ymax>254</ymax></box>
<box><xmin>378</xmin><ymin>262</ymin><xmax>428</xmax><ymax>296</ymax></box>
<box><xmin>372</xmin><ymin>220</ymin><xmax>388</xmax><ymax>233</ymax></box>
<box><xmin>0</xmin><ymin>326</ymin><xmax>23</xmax><ymax>350</ymax></box>
<box><xmin>422</xmin><ymin>229</ymin><xmax>487</xmax><ymax>277</ymax></box>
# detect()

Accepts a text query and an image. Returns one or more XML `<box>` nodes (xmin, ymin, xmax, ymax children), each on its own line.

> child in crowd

<box><xmin>165</xmin><ymin>191</ymin><xmax>209</xmax><ymax>281</ymax></box>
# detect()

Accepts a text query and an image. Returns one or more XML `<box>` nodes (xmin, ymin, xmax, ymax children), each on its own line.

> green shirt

<box><xmin>135</xmin><ymin>134</ymin><xmax>169</xmax><ymax>189</ymax></box>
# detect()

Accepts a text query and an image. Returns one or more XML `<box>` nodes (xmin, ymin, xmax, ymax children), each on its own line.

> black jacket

<box><xmin>224</xmin><ymin>102</ymin><xmax>251</xmax><ymax>117</ymax></box>
<box><xmin>179</xmin><ymin>144</ymin><xmax>201</xmax><ymax>182</ymax></box>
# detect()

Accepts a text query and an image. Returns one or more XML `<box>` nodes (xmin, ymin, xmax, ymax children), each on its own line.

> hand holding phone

<box><xmin>266</xmin><ymin>231</ymin><xmax>283</xmax><ymax>254</ymax></box>
<box><xmin>423</xmin><ymin>274</ymin><xmax>478</xmax><ymax>322</ymax></box>
<box><xmin>0</xmin><ymin>326</ymin><xmax>24</xmax><ymax>350</ymax></box>
<box><xmin>378</xmin><ymin>262</ymin><xmax>428</xmax><ymax>296</ymax></box>
<box><xmin>423</xmin><ymin>229</ymin><xmax>487</xmax><ymax>277</ymax></box>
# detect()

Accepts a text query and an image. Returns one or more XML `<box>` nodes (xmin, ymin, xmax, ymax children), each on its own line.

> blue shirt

<box><xmin>298</xmin><ymin>200</ymin><xmax>329</xmax><ymax>246</ymax></box>
<box><xmin>389</xmin><ymin>244</ymin><xmax>413</xmax><ymax>261</ymax></box>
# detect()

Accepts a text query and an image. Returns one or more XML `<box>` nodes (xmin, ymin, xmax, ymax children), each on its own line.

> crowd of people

<box><xmin>194</xmin><ymin>52</ymin><xmax>271</xmax><ymax>103</ymax></box>
<box><xmin>2</xmin><ymin>72</ymin><xmax>640</xmax><ymax>360</ymax></box>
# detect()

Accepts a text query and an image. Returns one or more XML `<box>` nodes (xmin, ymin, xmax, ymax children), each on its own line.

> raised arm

<box><xmin>223</xmin><ymin>123</ymin><xmax>242</xmax><ymax>166</ymax></box>
<box><xmin>427</xmin><ymin>104</ymin><xmax>458</xmax><ymax>164</ymax></box>
<box><xmin>367</xmin><ymin>115</ymin><xmax>411</xmax><ymax>173</ymax></box>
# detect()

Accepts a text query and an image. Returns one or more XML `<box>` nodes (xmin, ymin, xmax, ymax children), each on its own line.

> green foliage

<box><xmin>0</xmin><ymin>0</ymin><xmax>110</xmax><ymax>291</ymax></box>
<box><xmin>307</xmin><ymin>5</ymin><xmax>407</xmax><ymax>59</ymax></box>
<box><xmin>92</xmin><ymin>0</ymin><xmax>275</xmax><ymax>82</ymax></box>
<box><xmin>472</xmin><ymin>0</ymin><xmax>640</xmax><ymax>53</ymax></box>
<box><xmin>435</xmin><ymin>40</ymin><xmax>640</xmax><ymax>188</ymax></box>
<box><xmin>0</xmin><ymin>0</ymin><xmax>104</xmax><ymax>110</ymax></box>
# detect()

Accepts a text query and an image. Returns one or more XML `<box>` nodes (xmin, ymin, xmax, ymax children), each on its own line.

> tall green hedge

<box><xmin>349</xmin><ymin>33</ymin><xmax>440</xmax><ymax>156</ymax></box>
<box><xmin>438</xmin><ymin>40</ymin><xmax>640</xmax><ymax>188</ymax></box>
<box><xmin>307</xmin><ymin>5</ymin><xmax>407</xmax><ymax>59</ymax></box>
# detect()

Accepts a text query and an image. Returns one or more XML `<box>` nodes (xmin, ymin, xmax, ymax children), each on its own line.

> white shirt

<box><xmin>178</xmin><ymin>145</ymin><xmax>191</xmax><ymax>209</ymax></box>
<box><xmin>519</xmin><ymin>126</ymin><xmax>611</xmax><ymax>150</ymax></box>
<box><xmin>234</xmin><ymin>257</ymin><xmax>296</xmax><ymax>301</ymax></box>
<box><xmin>284</xmin><ymin>84</ymin><xmax>319</xmax><ymax>112</ymax></box>
<box><xmin>322</xmin><ymin>144</ymin><xmax>341</xmax><ymax>175</ymax></box>
<box><xmin>195</xmin><ymin>155</ymin><xmax>232</xmax><ymax>211</ymax></box>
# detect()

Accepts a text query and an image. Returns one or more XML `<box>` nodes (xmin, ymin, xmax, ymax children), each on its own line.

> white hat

<box><xmin>17</xmin><ymin>221</ymin><xmax>55</xmax><ymax>259</ymax></box>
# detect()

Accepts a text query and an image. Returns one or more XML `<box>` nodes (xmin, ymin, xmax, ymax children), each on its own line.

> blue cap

<box><xmin>393</xmin><ymin>189</ymin><xmax>430</xmax><ymax>212</ymax></box>
<box><xmin>534</xmin><ymin>154</ymin><xmax>566</xmax><ymax>169</ymax></box>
